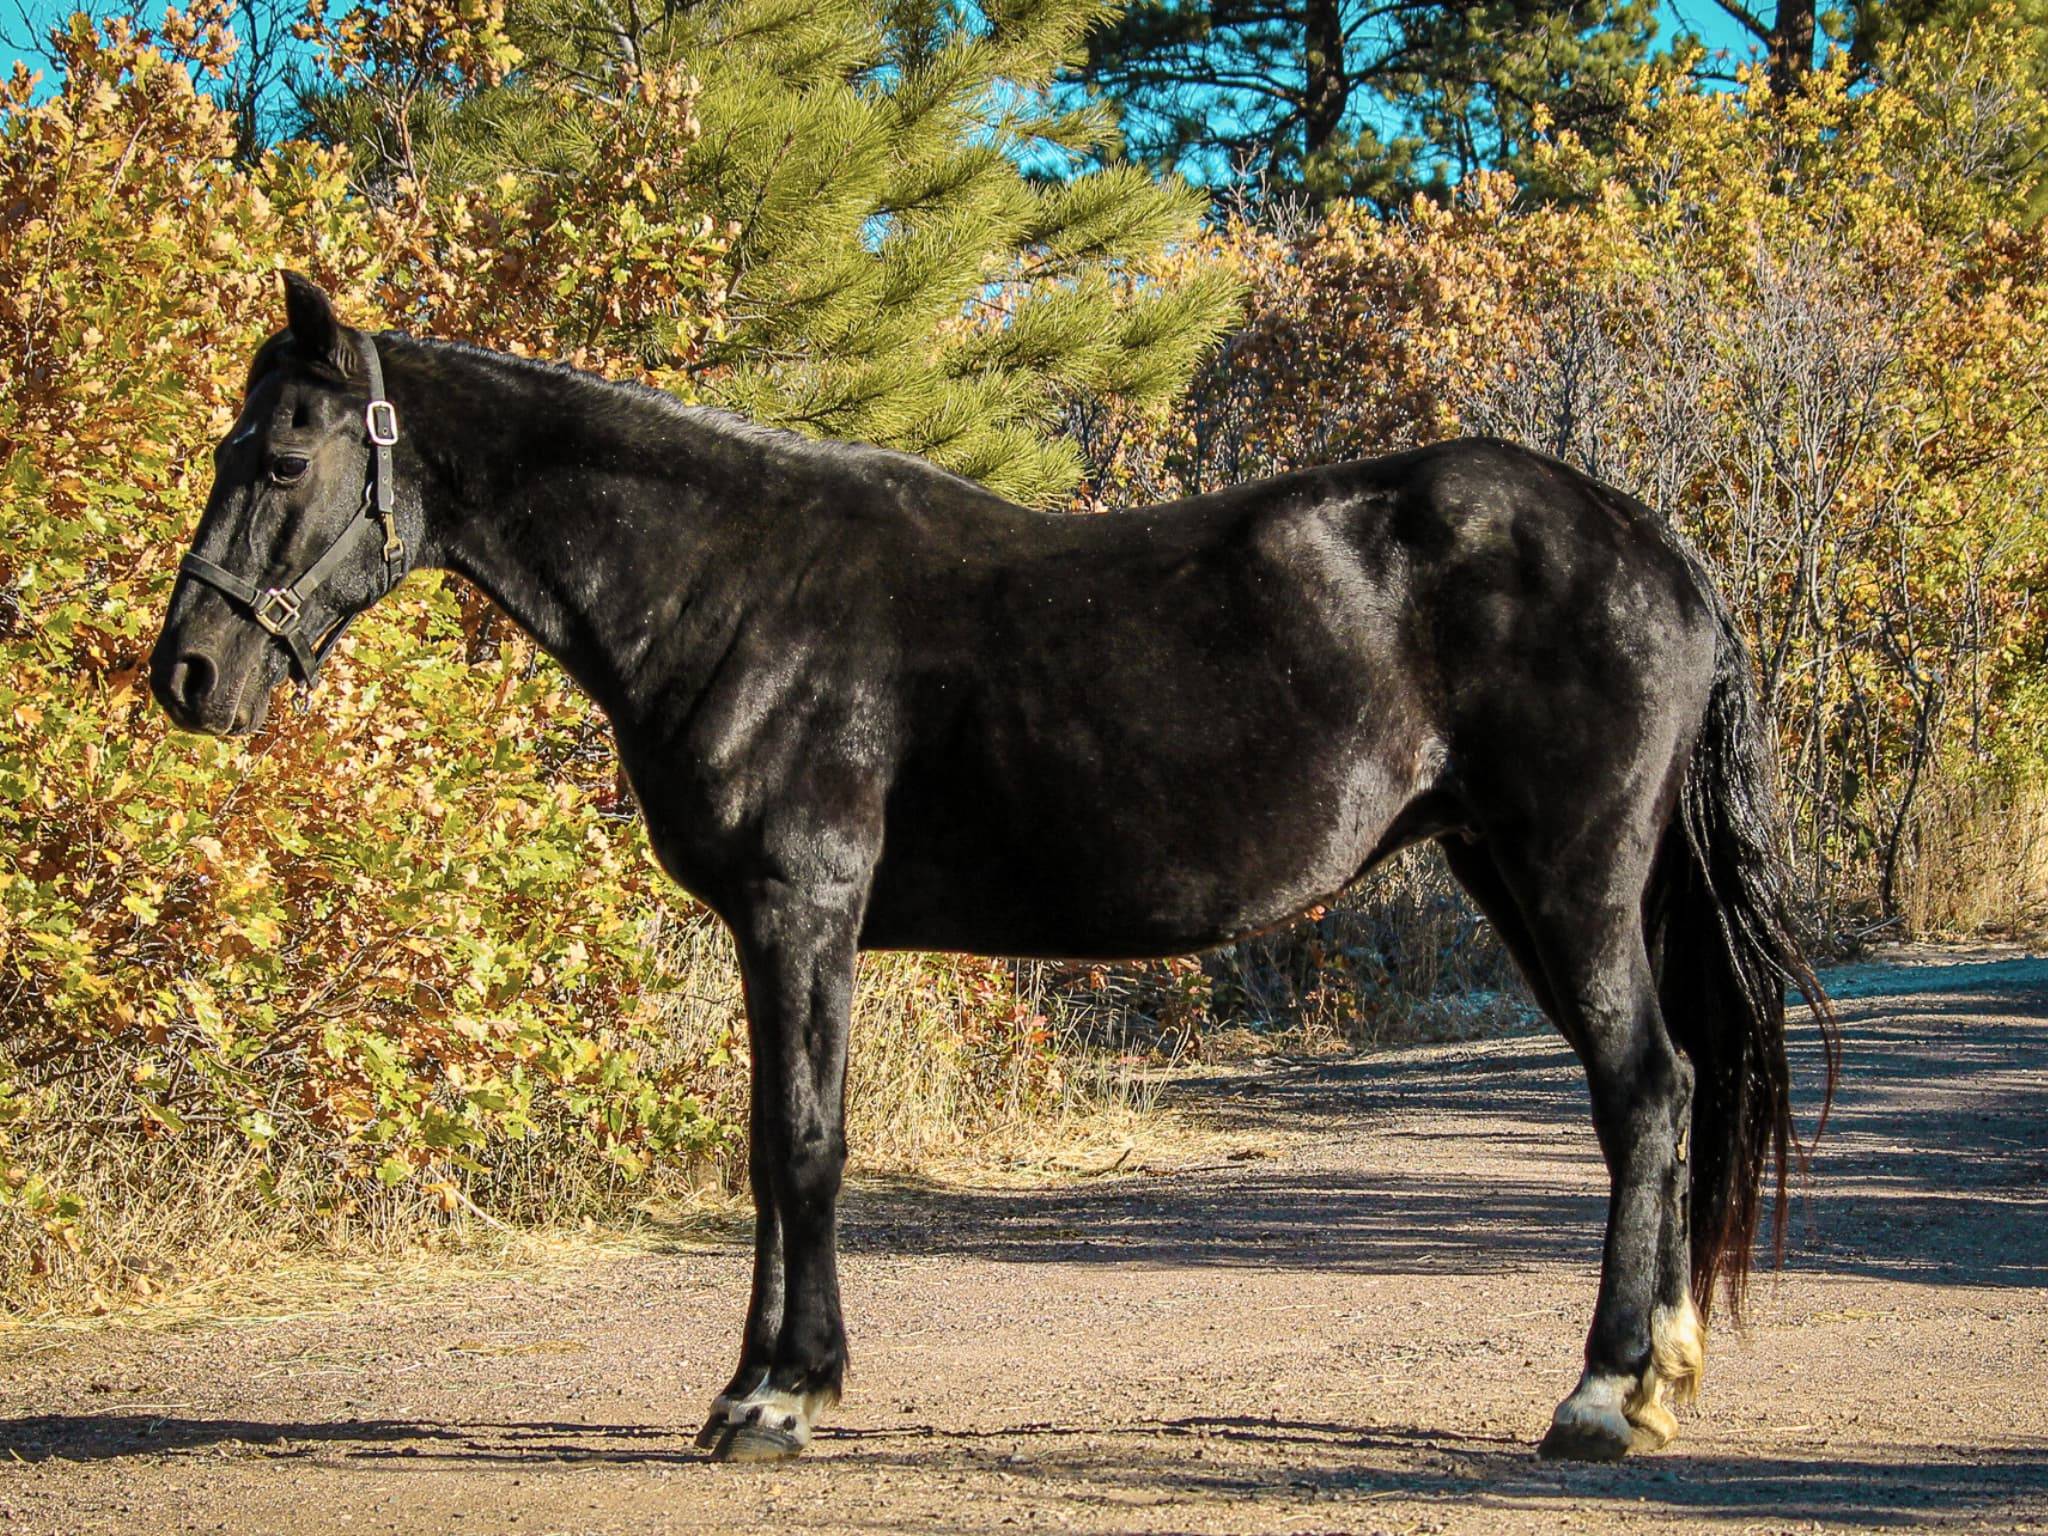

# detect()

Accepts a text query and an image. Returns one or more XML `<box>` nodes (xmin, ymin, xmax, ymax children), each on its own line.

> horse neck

<box><xmin>387</xmin><ymin>337</ymin><xmax>771</xmax><ymax>719</ymax></box>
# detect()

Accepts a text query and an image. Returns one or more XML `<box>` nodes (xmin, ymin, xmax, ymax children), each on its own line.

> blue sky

<box><xmin>4</xmin><ymin>1</ymin><xmax>1770</xmax><ymax>110</ymax></box>
<box><xmin>1659</xmin><ymin>0</ymin><xmax>1774</xmax><ymax>66</ymax></box>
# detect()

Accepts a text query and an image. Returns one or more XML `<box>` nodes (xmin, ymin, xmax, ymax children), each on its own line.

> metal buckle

<box><xmin>254</xmin><ymin>587</ymin><xmax>303</xmax><ymax>636</ymax></box>
<box><xmin>365</xmin><ymin>399</ymin><xmax>399</xmax><ymax>446</ymax></box>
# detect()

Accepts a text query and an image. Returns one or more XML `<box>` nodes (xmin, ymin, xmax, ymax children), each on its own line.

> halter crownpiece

<box><xmin>179</xmin><ymin>333</ymin><xmax>408</xmax><ymax>689</ymax></box>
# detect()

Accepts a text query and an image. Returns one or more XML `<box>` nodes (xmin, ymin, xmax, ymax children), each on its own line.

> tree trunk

<box><xmin>1768</xmin><ymin>0</ymin><xmax>1818</xmax><ymax>95</ymax></box>
<box><xmin>1302</xmin><ymin>0</ymin><xmax>1348</xmax><ymax>203</ymax></box>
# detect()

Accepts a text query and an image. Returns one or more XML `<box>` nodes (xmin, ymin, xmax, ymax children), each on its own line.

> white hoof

<box><xmin>1539</xmin><ymin>1372</ymin><xmax>1636</xmax><ymax>1461</ymax></box>
<box><xmin>699</xmin><ymin>1383</ymin><xmax>837</xmax><ymax>1462</ymax></box>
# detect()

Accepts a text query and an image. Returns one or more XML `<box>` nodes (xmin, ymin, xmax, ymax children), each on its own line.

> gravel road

<box><xmin>4</xmin><ymin>952</ymin><xmax>2046</xmax><ymax>1534</ymax></box>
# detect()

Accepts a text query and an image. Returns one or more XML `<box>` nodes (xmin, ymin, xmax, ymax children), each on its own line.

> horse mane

<box><xmin>242</xmin><ymin>320</ymin><xmax>1001</xmax><ymax>499</ymax></box>
<box><xmin>385</xmin><ymin>332</ymin><xmax>1004</xmax><ymax>501</ymax></box>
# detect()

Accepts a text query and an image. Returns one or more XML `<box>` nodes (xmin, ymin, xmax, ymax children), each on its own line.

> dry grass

<box><xmin>0</xmin><ymin>1228</ymin><xmax>626</xmax><ymax>1349</ymax></box>
<box><xmin>638</xmin><ymin>910</ymin><xmax>1172</xmax><ymax>1180</ymax></box>
<box><xmin>0</xmin><ymin>1122</ymin><xmax>699</xmax><ymax>1329</ymax></box>
<box><xmin>1896</xmin><ymin>769</ymin><xmax>2048</xmax><ymax>940</ymax></box>
<box><xmin>1022</xmin><ymin>844</ymin><xmax>1535</xmax><ymax>1062</ymax></box>
<box><xmin>0</xmin><ymin>909</ymin><xmax>1173</xmax><ymax>1324</ymax></box>
<box><xmin>3</xmin><ymin>853</ymin><xmax>1527</xmax><ymax>1329</ymax></box>
<box><xmin>1212</xmin><ymin>844</ymin><xmax>1534</xmax><ymax>1048</ymax></box>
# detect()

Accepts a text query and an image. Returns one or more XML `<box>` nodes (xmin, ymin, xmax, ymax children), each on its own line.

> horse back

<box><xmin>863</xmin><ymin>437</ymin><xmax>1700</xmax><ymax>956</ymax></box>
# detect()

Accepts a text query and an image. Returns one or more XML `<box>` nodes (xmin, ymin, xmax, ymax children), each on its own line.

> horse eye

<box><xmin>269</xmin><ymin>454</ymin><xmax>311</xmax><ymax>484</ymax></box>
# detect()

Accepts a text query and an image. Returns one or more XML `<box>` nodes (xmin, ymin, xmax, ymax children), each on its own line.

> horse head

<box><xmin>151</xmin><ymin>273</ymin><xmax>412</xmax><ymax>735</ymax></box>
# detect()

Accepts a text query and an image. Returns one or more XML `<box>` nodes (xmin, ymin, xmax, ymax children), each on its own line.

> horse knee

<box><xmin>776</xmin><ymin>1128</ymin><xmax>846</xmax><ymax>1213</ymax></box>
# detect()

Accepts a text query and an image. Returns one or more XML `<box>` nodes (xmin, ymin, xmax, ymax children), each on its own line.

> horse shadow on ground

<box><xmin>844</xmin><ymin>958</ymin><xmax>2048</xmax><ymax>1290</ymax></box>
<box><xmin>3</xmin><ymin>1409</ymin><xmax>2043</xmax><ymax>1527</ymax></box>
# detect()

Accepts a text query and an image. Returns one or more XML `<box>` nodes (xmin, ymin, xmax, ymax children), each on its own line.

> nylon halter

<box><xmin>179</xmin><ymin>334</ymin><xmax>407</xmax><ymax>690</ymax></box>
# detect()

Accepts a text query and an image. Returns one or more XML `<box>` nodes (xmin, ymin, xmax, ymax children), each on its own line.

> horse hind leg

<box><xmin>1636</xmin><ymin>1005</ymin><xmax>1707</xmax><ymax>1442</ymax></box>
<box><xmin>1444</xmin><ymin>836</ymin><xmax>1697</xmax><ymax>1459</ymax></box>
<box><xmin>1543</xmin><ymin>904</ymin><xmax>1697</xmax><ymax>1461</ymax></box>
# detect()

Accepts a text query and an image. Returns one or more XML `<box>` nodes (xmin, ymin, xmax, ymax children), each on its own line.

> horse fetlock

<box><xmin>1612</xmin><ymin>1301</ymin><xmax>1704</xmax><ymax>1455</ymax></box>
<box><xmin>1621</xmin><ymin>1366</ymin><xmax>1680</xmax><ymax>1452</ymax></box>
<box><xmin>1650</xmin><ymin>1293</ymin><xmax>1706</xmax><ymax>1407</ymax></box>
<box><xmin>701</xmin><ymin>1381</ymin><xmax>839</xmax><ymax>1463</ymax></box>
<box><xmin>1623</xmin><ymin>1393</ymin><xmax>1679</xmax><ymax>1451</ymax></box>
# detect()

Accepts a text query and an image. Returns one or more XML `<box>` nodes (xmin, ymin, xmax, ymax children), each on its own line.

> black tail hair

<box><xmin>1652</xmin><ymin>604</ymin><xmax>1841</xmax><ymax>1323</ymax></box>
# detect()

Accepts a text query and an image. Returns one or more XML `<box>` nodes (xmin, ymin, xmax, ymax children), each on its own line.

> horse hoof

<box><xmin>697</xmin><ymin>1385</ymin><xmax>830</xmax><ymax>1462</ymax></box>
<box><xmin>1537</xmin><ymin>1417</ymin><xmax>1633</xmax><ymax>1462</ymax></box>
<box><xmin>1539</xmin><ymin>1372</ymin><xmax>1636</xmax><ymax>1461</ymax></box>
<box><xmin>709</xmin><ymin>1421</ymin><xmax>808</xmax><ymax>1462</ymax></box>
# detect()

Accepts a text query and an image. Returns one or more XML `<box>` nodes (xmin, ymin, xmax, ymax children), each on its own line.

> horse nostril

<box><xmin>167</xmin><ymin>651</ymin><xmax>218</xmax><ymax>715</ymax></box>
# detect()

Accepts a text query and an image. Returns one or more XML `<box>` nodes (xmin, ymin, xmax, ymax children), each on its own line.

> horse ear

<box><xmin>280</xmin><ymin>271</ymin><xmax>352</xmax><ymax>376</ymax></box>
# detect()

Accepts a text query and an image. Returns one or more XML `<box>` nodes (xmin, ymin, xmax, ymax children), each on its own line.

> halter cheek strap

<box><xmin>179</xmin><ymin>333</ymin><xmax>408</xmax><ymax>689</ymax></box>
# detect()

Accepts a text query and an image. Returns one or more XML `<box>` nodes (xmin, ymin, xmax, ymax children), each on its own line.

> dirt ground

<box><xmin>4</xmin><ymin>952</ymin><xmax>2047</xmax><ymax>1535</ymax></box>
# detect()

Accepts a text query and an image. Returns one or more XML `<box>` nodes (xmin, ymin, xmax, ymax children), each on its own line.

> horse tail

<box><xmin>1650</xmin><ymin>592</ymin><xmax>1840</xmax><ymax>1325</ymax></box>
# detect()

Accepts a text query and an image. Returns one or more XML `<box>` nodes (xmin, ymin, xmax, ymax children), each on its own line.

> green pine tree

<box><xmin>1072</xmin><ymin>0</ymin><xmax>1658</xmax><ymax>209</ymax></box>
<box><xmin>306</xmin><ymin>0</ymin><xmax>1240</xmax><ymax>506</ymax></box>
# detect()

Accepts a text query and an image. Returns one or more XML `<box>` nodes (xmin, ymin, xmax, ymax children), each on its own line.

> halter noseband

<box><xmin>179</xmin><ymin>333</ymin><xmax>408</xmax><ymax>689</ymax></box>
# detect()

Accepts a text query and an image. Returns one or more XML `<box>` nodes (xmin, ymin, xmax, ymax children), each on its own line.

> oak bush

<box><xmin>0</xmin><ymin>8</ymin><xmax>1077</xmax><ymax>1311</ymax></box>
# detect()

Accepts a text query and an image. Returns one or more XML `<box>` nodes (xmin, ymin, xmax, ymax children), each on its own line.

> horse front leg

<box><xmin>694</xmin><ymin>1084</ymin><xmax>784</xmax><ymax>1448</ymax></box>
<box><xmin>701</xmin><ymin>891</ymin><xmax>858</xmax><ymax>1463</ymax></box>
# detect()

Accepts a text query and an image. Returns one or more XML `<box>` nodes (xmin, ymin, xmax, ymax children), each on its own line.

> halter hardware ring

<box><xmin>366</xmin><ymin>399</ymin><xmax>400</xmax><ymax>446</ymax></box>
<box><xmin>254</xmin><ymin>587</ymin><xmax>303</xmax><ymax>636</ymax></box>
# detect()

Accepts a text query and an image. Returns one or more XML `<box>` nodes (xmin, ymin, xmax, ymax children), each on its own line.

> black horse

<box><xmin>150</xmin><ymin>274</ymin><xmax>1834</xmax><ymax>1464</ymax></box>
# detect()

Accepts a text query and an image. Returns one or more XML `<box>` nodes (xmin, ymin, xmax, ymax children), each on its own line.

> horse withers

<box><xmin>150</xmin><ymin>273</ymin><xmax>1835</xmax><ymax>1463</ymax></box>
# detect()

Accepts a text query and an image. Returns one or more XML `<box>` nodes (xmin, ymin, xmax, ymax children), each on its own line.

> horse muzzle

<box><xmin>149</xmin><ymin>631</ymin><xmax>276</xmax><ymax>737</ymax></box>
